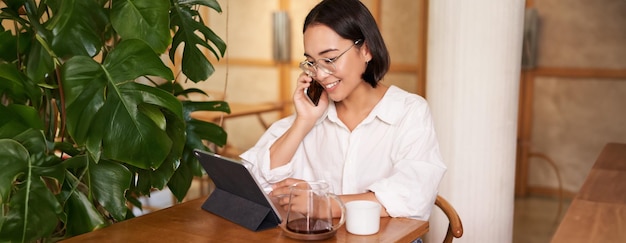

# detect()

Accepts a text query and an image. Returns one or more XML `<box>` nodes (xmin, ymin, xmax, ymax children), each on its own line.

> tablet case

<box><xmin>193</xmin><ymin>149</ymin><xmax>282</xmax><ymax>231</ymax></box>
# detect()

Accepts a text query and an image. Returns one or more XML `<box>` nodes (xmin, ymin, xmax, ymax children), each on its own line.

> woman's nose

<box><xmin>314</xmin><ymin>67</ymin><xmax>330</xmax><ymax>79</ymax></box>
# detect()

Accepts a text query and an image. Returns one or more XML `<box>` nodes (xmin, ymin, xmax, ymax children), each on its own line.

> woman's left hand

<box><xmin>268</xmin><ymin>178</ymin><xmax>306</xmax><ymax>209</ymax></box>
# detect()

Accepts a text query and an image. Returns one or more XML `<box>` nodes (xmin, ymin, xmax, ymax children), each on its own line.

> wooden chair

<box><xmin>435</xmin><ymin>195</ymin><xmax>464</xmax><ymax>243</ymax></box>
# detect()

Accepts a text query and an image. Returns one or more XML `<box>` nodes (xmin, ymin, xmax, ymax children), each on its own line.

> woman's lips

<box><xmin>323</xmin><ymin>80</ymin><xmax>340</xmax><ymax>90</ymax></box>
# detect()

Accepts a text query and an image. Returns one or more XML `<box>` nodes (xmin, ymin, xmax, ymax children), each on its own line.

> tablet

<box><xmin>193</xmin><ymin>149</ymin><xmax>282</xmax><ymax>231</ymax></box>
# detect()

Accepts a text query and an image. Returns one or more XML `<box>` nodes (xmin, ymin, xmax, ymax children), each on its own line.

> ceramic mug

<box><xmin>285</xmin><ymin>181</ymin><xmax>346</xmax><ymax>234</ymax></box>
<box><xmin>345</xmin><ymin>200</ymin><xmax>381</xmax><ymax>235</ymax></box>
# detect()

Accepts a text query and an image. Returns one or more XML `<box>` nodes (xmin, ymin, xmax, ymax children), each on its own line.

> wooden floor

<box><xmin>513</xmin><ymin>196</ymin><xmax>571</xmax><ymax>243</ymax></box>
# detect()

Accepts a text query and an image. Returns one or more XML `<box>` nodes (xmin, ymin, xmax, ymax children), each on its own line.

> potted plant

<box><xmin>0</xmin><ymin>0</ymin><xmax>228</xmax><ymax>241</ymax></box>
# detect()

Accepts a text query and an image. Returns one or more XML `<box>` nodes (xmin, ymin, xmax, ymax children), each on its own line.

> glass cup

<box><xmin>285</xmin><ymin>181</ymin><xmax>345</xmax><ymax>234</ymax></box>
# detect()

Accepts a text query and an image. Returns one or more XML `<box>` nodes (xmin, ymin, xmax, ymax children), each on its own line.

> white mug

<box><xmin>345</xmin><ymin>200</ymin><xmax>381</xmax><ymax>235</ymax></box>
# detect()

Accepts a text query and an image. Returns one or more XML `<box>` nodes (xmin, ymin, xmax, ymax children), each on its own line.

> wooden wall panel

<box><xmin>517</xmin><ymin>0</ymin><xmax>626</xmax><ymax>197</ymax></box>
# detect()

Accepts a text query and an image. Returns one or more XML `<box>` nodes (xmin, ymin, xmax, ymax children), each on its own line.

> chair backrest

<box><xmin>435</xmin><ymin>195</ymin><xmax>464</xmax><ymax>243</ymax></box>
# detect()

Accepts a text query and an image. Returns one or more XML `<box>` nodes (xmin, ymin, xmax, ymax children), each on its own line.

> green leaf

<box><xmin>178</xmin><ymin>0</ymin><xmax>222</xmax><ymax>12</ymax></box>
<box><xmin>103</xmin><ymin>39</ymin><xmax>175</xmax><ymax>83</ymax></box>
<box><xmin>60</xmin><ymin>56</ymin><xmax>106</xmax><ymax>146</ymax></box>
<box><xmin>0</xmin><ymin>104</ymin><xmax>44</xmax><ymax>139</ymax></box>
<box><xmin>61</xmin><ymin>173</ymin><xmax>108</xmax><ymax>237</ymax></box>
<box><xmin>170</xmin><ymin>0</ymin><xmax>226</xmax><ymax>82</ymax></box>
<box><xmin>54</xmin><ymin>141</ymin><xmax>82</xmax><ymax>158</ymax></box>
<box><xmin>183</xmin><ymin>100</ymin><xmax>230</xmax><ymax>115</ymax></box>
<box><xmin>154</xmin><ymin>107</ymin><xmax>187</xmax><ymax>189</ymax></box>
<box><xmin>0</xmin><ymin>63</ymin><xmax>43</xmax><ymax>107</ymax></box>
<box><xmin>0</xmin><ymin>64</ymin><xmax>28</xmax><ymax>102</ymax></box>
<box><xmin>46</xmin><ymin>0</ymin><xmax>107</xmax><ymax>58</ymax></box>
<box><xmin>132</xmin><ymin>106</ymin><xmax>186</xmax><ymax>196</ymax></box>
<box><xmin>175</xmin><ymin>87</ymin><xmax>208</xmax><ymax>98</ymax></box>
<box><xmin>0</xmin><ymin>0</ymin><xmax>27</xmax><ymax>14</ymax></box>
<box><xmin>0</xmin><ymin>139</ymin><xmax>62</xmax><ymax>243</ymax></box>
<box><xmin>112</xmin><ymin>0</ymin><xmax>172</xmax><ymax>53</ymax></box>
<box><xmin>167</xmin><ymin>99</ymin><xmax>229</xmax><ymax>201</ymax></box>
<box><xmin>125</xmin><ymin>189</ymin><xmax>143</xmax><ymax>210</ymax></box>
<box><xmin>183</xmin><ymin>100</ymin><xmax>229</xmax><ymax>146</ymax></box>
<box><xmin>187</xmin><ymin>119</ymin><xmax>227</xmax><ymax>146</ymax></box>
<box><xmin>98</xmin><ymin>82</ymin><xmax>178</xmax><ymax>169</ymax></box>
<box><xmin>62</xmin><ymin>39</ymin><xmax>180</xmax><ymax>169</ymax></box>
<box><xmin>0</xmin><ymin>139</ymin><xmax>28</xmax><ymax>204</ymax></box>
<box><xmin>12</xmin><ymin>128</ymin><xmax>55</xmax><ymax>171</ymax></box>
<box><xmin>25</xmin><ymin>36</ymin><xmax>56</xmax><ymax>85</ymax></box>
<box><xmin>0</xmin><ymin>28</ymin><xmax>18</xmax><ymax>62</ymax></box>
<box><xmin>1</xmin><ymin>177</ymin><xmax>62</xmax><ymax>242</ymax></box>
<box><xmin>139</xmin><ymin>104</ymin><xmax>167</xmax><ymax>130</ymax></box>
<box><xmin>167</xmin><ymin>157</ymin><xmax>195</xmax><ymax>202</ymax></box>
<box><xmin>89</xmin><ymin>159</ymin><xmax>132</xmax><ymax>222</ymax></box>
<box><xmin>62</xmin><ymin>154</ymin><xmax>89</xmax><ymax>170</ymax></box>
<box><xmin>6</xmin><ymin>104</ymin><xmax>44</xmax><ymax>130</ymax></box>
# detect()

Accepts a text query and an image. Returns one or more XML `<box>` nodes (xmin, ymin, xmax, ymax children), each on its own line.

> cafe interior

<box><xmin>4</xmin><ymin>0</ymin><xmax>623</xmax><ymax>242</ymax></box>
<box><xmin>172</xmin><ymin>0</ymin><xmax>626</xmax><ymax>242</ymax></box>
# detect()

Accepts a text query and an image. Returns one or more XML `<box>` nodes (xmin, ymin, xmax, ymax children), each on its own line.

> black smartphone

<box><xmin>305</xmin><ymin>80</ymin><xmax>324</xmax><ymax>106</ymax></box>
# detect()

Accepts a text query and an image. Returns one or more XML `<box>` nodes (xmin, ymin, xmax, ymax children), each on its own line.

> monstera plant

<box><xmin>0</xmin><ymin>0</ymin><xmax>229</xmax><ymax>241</ymax></box>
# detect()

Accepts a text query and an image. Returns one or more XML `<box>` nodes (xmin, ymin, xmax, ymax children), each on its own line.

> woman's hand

<box><xmin>293</xmin><ymin>73</ymin><xmax>329</xmax><ymax>123</ymax></box>
<box><xmin>267</xmin><ymin>74</ymin><xmax>328</xmax><ymax>169</ymax></box>
<box><xmin>270</xmin><ymin>179</ymin><xmax>329</xmax><ymax>218</ymax></box>
<box><xmin>268</xmin><ymin>178</ymin><xmax>307</xmax><ymax>211</ymax></box>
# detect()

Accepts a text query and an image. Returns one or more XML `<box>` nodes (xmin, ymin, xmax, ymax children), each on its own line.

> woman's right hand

<box><xmin>293</xmin><ymin>73</ymin><xmax>329</xmax><ymax>123</ymax></box>
<box><xmin>267</xmin><ymin>74</ymin><xmax>329</xmax><ymax>169</ymax></box>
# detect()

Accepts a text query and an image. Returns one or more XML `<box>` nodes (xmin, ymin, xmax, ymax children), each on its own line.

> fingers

<box><xmin>293</xmin><ymin>73</ymin><xmax>312</xmax><ymax>105</ymax></box>
<box><xmin>277</xmin><ymin>195</ymin><xmax>307</xmax><ymax>214</ymax></box>
<box><xmin>268</xmin><ymin>178</ymin><xmax>317</xmax><ymax>215</ymax></box>
<box><xmin>269</xmin><ymin>178</ymin><xmax>305</xmax><ymax>197</ymax></box>
<box><xmin>272</xmin><ymin>178</ymin><xmax>304</xmax><ymax>191</ymax></box>
<box><xmin>297</xmin><ymin>72</ymin><xmax>313</xmax><ymax>88</ymax></box>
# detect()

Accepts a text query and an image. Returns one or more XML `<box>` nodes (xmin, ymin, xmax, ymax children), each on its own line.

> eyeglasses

<box><xmin>299</xmin><ymin>39</ymin><xmax>362</xmax><ymax>77</ymax></box>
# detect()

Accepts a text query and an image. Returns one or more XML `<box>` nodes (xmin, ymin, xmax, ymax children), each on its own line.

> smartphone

<box><xmin>305</xmin><ymin>80</ymin><xmax>324</xmax><ymax>106</ymax></box>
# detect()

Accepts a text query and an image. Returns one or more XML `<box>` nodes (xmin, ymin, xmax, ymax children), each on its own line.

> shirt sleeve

<box><xmin>239</xmin><ymin>116</ymin><xmax>295</xmax><ymax>193</ymax></box>
<box><xmin>366</xmin><ymin>97</ymin><xmax>447</xmax><ymax>220</ymax></box>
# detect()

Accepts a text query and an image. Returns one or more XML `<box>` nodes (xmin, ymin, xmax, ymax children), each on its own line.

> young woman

<box><xmin>240</xmin><ymin>0</ymin><xmax>446</xmax><ymax>220</ymax></box>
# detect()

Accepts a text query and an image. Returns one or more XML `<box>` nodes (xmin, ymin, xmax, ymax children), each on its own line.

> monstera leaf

<box><xmin>0</xmin><ymin>131</ymin><xmax>64</xmax><ymax>243</ymax></box>
<box><xmin>0</xmin><ymin>63</ymin><xmax>42</xmax><ymax>108</ymax></box>
<box><xmin>170</xmin><ymin>0</ymin><xmax>226</xmax><ymax>82</ymax></box>
<box><xmin>61</xmin><ymin>177</ymin><xmax>108</xmax><ymax>237</ymax></box>
<box><xmin>168</xmin><ymin>100</ymin><xmax>230</xmax><ymax>200</ymax></box>
<box><xmin>46</xmin><ymin>0</ymin><xmax>107</xmax><ymax>58</ymax></box>
<box><xmin>111</xmin><ymin>0</ymin><xmax>171</xmax><ymax>53</ymax></box>
<box><xmin>62</xmin><ymin>39</ymin><xmax>180</xmax><ymax>169</ymax></box>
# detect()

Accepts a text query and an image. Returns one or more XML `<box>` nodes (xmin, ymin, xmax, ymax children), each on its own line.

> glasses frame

<box><xmin>300</xmin><ymin>39</ymin><xmax>362</xmax><ymax>77</ymax></box>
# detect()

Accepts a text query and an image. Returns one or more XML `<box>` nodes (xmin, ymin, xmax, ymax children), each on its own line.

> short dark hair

<box><xmin>303</xmin><ymin>0</ymin><xmax>390</xmax><ymax>87</ymax></box>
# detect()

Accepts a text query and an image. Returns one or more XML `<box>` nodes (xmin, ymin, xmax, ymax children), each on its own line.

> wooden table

<box><xmin>63</xmin><ymin>196</ymin><xmax>428</xmax><ymax>242</ymax></box>
<box><xmin>551</xmin><ymin>142</ymin><xmax>626</xmax><ymax>242</ymax></box>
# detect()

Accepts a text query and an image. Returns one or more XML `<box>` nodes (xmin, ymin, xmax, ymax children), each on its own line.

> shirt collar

<box><xmin>323</xmin><ymin>85</ymin><xmax>404</xmax><ymax>126</ymax></box>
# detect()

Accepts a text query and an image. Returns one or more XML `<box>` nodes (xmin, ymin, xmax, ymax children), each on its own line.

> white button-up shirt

<box><xmin>240</xmin><ymin>86</ymin><xmax>446</xmax><ymax>219</ymax></box>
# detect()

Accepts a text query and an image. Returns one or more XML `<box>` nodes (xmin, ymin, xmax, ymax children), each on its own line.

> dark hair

<box><xmin>304</xmin><ymin>0</ymin><xmax>390</xmax><ymax>87</ymax></box>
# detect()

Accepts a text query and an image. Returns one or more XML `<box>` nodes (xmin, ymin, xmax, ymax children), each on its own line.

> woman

<box><xmin>240</xmin><ymin>0</ymin><xmax>446</xmax><ymax>220</ymax></box>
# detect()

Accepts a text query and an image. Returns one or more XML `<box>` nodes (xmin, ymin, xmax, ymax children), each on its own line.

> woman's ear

<box><xmin>360</xmin><ymin>41</ymin><xmax>373</xmax><ymax>63</ymax></box>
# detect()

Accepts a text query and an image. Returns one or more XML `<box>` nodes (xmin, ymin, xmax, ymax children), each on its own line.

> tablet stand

<box><xmin>201</xmin><ymin>188</ymin><xmax>280</xmax><ymax>231</ymax></box>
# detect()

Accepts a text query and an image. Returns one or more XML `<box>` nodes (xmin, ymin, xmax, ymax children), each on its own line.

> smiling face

<box><xmin>303</xmin><ymin>24</ymin><xmax>371</xmax><ymax>103</ymax></box>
